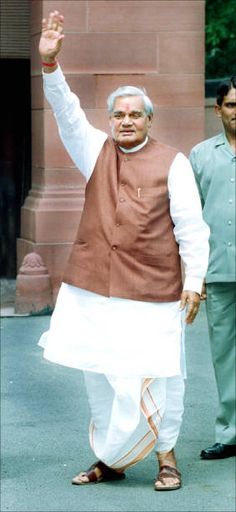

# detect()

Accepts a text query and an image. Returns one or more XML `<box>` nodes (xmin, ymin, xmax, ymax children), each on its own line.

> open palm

<box><xmin>39</xmin><ymin>11</ymin><xmax>64</xmax><ymax>60</ymax></box>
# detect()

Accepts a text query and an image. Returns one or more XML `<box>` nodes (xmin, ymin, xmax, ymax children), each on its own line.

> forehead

<box><xmin>113</xmin><ymin>95</ymin><xmax>145</xmax><ymax>112</ymax></box>
<box><xmin>222</xmin><ymin>87</ymin><xmax>236</xmax><ymax>104</ymax></box>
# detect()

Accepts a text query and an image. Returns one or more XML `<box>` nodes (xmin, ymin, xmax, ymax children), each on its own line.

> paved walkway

<box><xmin>1</xmin><ymin>303</ymin><xmax>235</xmax><ymax>512</ymax></box>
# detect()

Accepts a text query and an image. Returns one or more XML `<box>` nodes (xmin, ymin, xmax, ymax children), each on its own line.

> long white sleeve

<box><xmin>168</xmin><ymin>152</ymin><xmax>210</xmax><ymax>293</ymax></box>
<box><xmin>43</xmin><ymin>65</ymin><xmax>107</xmax><ymax>180</ymax></box>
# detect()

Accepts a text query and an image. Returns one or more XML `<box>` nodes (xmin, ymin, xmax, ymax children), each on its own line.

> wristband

<box><xmin>42</xmin><ymin>60</ymin><xmax>57</xmax><ymax>67</ymax></box>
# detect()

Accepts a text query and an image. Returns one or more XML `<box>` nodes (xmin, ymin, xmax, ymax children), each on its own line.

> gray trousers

<box><xmin>206</xmin><ymin>282</ymin><xmax>236</xmax><ymax>445</ymax></box>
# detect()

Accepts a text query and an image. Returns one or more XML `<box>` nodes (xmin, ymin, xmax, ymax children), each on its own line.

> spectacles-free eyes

<box><xmin>112</xmin><ymin>111</ymin><xmax>146</xmax><ymax>120</ymax></box>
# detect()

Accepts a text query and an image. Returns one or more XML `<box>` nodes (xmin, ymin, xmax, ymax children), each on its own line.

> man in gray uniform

<box><xmin>190</xmin><ymin>77</ymin><xmax>236</xmax><ymax>459</ymax></box>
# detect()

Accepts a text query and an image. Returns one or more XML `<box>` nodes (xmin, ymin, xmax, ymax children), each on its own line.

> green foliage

<box><xmin>206</xmin><ymin>0</ymin><xmax>236</xmax><ymax>78</ymax></box>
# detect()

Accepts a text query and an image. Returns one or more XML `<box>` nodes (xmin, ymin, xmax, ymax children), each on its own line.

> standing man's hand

<box><xmin>179</xmin><ymin>290</ymin><xmax>200</xmax><ymax>324</ymax></box>
<box><xmin>200</xmin><ymin>281</ymin><xmax>207</xmax><ymax>300</ymax></box>
<box><xmin>39</xmin><ymin>10</ymin><xmax>65</xmax><ymax>68</ymax></box>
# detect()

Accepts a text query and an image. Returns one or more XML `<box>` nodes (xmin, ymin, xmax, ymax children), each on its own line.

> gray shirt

<box><xmin>190</xmin><ymin>132</ymin><xmax>236</xmax><ymax>283</ymax></box>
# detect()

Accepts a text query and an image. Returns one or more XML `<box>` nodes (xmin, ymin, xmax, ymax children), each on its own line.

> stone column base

<box><xmin>17</xmin><ymin>238</ymin><xmax>72</xmax><ymax>304</ymax></box>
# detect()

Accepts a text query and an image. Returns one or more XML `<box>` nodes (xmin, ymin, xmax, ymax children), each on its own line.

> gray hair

<box><xmin>107</xmin><ymin>85</ymin><xmax>154</xmax><ymax>116</ymax></box>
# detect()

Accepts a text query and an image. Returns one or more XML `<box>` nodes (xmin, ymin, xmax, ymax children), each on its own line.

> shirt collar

<box><xmin>214</xmin><ymin>132</ymin><xmax>236</xmax><ymax>156</ymax></box>
<box><xmin>214</xmin><ymin>132</ymin><xmax>226</xmax><ymax>148</ymax></box>
<box><xmin>214</xmin><ymin>132</ymin><xmax>232</xmax><ymax>148</ymax></box>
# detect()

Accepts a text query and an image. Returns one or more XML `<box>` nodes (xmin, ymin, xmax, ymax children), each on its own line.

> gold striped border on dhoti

<box><xmin>110</xmin><ymin>430</ymin><xmax>156</xmax><ymax>471</ymax></box>
<box><xmin>141</xmin><ymin>380</ymin><xmax>162</xmax><ymax>438</ymax></box>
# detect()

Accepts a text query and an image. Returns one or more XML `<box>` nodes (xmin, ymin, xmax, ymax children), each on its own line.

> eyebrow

<box><xmin>113</xmin><ymin>109</ymin><xmax>144</xmax><ymax>113</ymax></box>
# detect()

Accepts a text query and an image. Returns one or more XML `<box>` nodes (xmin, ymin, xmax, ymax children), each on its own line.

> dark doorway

<box><xmin>0</xmin><ymin>59</ymin><xmax>31</xmax><ymax>277</ymax></box>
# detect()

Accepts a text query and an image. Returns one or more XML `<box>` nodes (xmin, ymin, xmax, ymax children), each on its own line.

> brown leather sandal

<box><xmin>72</xmin><ymin>460</ymin><xmax>126</xmax><ymax>485</ymax></box>
<box><xmin>154</xmin><ymin>464</ymin><xmax>181</xmax><ymax>491</ymax></box>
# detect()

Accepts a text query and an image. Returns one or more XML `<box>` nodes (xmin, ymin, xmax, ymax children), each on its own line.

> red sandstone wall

<box><xmin>18</xmin><ymin>0</ymin><xmax>205</xmax><ymax>301</ymax></box>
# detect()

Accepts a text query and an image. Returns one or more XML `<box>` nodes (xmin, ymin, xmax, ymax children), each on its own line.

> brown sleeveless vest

<box><xmin>63</xmin><ymin>136</ymin><xmax>182</xmax><ymax>302</ymax></box>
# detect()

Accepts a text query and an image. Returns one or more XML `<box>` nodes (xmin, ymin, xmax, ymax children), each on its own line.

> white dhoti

<box><xmin>84</xmin><ymin>372</ymin><xmax>184</xmax><ymax>470</ymax></box>
<box><xmin>38</xmin><ymin>283</ymin><xmax>186</xmax><ymax>467</ymax></box>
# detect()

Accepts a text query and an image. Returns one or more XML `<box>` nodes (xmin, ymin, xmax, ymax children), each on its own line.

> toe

<box><xmin>155</xmin><ymin>476</ymin><xmax>179</xmax><ymax>489</ymax></box>
<box><xmin>72</xmin><ymin>472</ymin><xmax>90</xmax><ymax>485</ymax></box>
<box><xmin>154</xmin><ymin>465</ymin><xmax>181</xmax><ymax>491</ymax></box>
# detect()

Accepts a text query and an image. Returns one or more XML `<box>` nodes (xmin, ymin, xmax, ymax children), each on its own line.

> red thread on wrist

<box><xmin>42</xmin><ymin>60</ymin><xmax>57</xmax><ymax>67</ymax></box>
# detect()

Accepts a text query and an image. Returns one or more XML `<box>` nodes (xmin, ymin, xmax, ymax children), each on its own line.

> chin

<box><xmin>121</xmin><ymin>142</ymin><xmax>135</xmax><ymax>149</ymax></box>
<box><xmin>119</xmin><ymin>137</ymin><xmax>138</xmax><ymax>147</ymax></box>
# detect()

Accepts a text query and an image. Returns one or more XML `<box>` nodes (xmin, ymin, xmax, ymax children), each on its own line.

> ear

<box><xmin>214</xmin><ymin>103</ymin><xmax>222</xmax><ymax>118</ymax></box>
<box><xmin>147</xmin><ymin>114</ymin><xmax>153</xmax><ymax>128</ymax></box>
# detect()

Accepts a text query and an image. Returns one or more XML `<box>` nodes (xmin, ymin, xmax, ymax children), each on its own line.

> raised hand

<box><xmin>39</xmin><ymin>10</ymin><xmax>65</xmax><ymax>63</ymax></box>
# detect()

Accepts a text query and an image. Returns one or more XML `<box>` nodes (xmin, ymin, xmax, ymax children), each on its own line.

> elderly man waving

<box><xmin>38</xmin><ymin>10</ymin><xmax>209</xmax><ymax>491</ymax></box>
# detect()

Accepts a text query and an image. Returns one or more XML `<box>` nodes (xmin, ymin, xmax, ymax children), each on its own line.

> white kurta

<box><xmin>39</xmin><ymin>284</ymin><xmax>186</xmax><ymax>377</ymax></box>
<box><xmin>38</xmin><ymin>66</ymin><xmax>209</xmax><ymax>379</ymax></box>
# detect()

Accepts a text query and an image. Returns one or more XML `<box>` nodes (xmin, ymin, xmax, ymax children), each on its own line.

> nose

<box><xmin>121</xmin><ymin>114</ymin><xmax>133</xmax><ymax>125</ymax></box>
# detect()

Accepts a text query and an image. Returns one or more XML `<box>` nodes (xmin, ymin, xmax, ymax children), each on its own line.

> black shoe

<box><xmin>200</xmin><ymin>443</ymin><xmax>236</xmax><ymax>460</ymax></box>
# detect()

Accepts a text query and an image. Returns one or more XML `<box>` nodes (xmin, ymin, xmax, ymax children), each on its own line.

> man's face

<box><xmin>109</xmin><ymin>95</ymin><xmax>153</xmax><ymax>149</ymax></box>
<box><xmin>215</xmin><ymin>87</ymin><xmax>236</xmax><ymax>137</ymax></box>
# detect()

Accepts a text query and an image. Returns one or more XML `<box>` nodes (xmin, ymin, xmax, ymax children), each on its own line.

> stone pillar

<box><xmin>17</xmin><ymin>0</ymin><xmax>205</xmax><ymax>304</ymax></box>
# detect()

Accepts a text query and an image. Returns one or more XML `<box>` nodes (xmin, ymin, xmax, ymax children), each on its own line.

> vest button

<box><xmin>116</xmin><ymin>222</ymin><xmax>120</xmax><ymax>227</ymax></box>
<box><xmin>119</xmin><ymin>198</ymin><xmax>125</xmax><ymax>202</ymax></box>
<box><xmin>112</xmin><ymin>245</ymin><xmax>117</xmax><ymax>250</ymax></box>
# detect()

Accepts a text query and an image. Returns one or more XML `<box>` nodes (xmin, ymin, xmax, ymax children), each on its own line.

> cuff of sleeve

<box><xmin>183</xmin><ymin>276</ymin><xmax>203</xmax><ymax>295</ymax></box>
<box><xmin>42</xmin><ymin>64</ymin><xmax>65</xmax><ymax>84</ymax></box>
